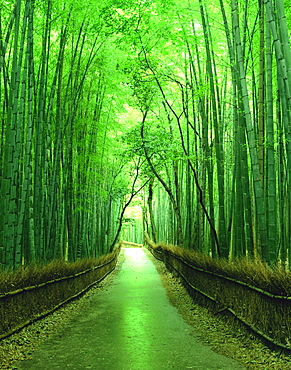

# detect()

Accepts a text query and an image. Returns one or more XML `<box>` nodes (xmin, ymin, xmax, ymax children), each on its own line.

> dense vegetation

<box><xmin>1</xmin><ymin>0</ymin><xmax>291</xmax><ymax>269</ymax></box>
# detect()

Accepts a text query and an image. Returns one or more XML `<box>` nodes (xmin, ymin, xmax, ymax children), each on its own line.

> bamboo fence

<box><xmin>0</xmin><ymin>247</ymin><xmax>120</xmax><ymax>340</ymax></box>
<box><xmin>147</xmin><ymin>242</ymin><xmax>291</xmax><ymax>353</ymax></box>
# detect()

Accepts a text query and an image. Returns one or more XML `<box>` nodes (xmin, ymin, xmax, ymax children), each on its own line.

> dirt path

<box><xmin>15</xmin><ymin>248</ymin><xmax>245</xmax><ymax>370</ymax></box>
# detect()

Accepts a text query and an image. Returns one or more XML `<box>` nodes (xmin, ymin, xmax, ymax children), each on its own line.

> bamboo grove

<box><xmin>1</xmin><ymin>0</ymin><xmax>291</xmax><ymax>270</ymax></box>
<box><xmin>0</xmin><ymin>0</ymin><xmax>138</xmax><ymax>269</ymax></box>
<box><xmin>124</xmin><ymin>0</ymin><xmax>291</xmax><ymax>265</ymax></box>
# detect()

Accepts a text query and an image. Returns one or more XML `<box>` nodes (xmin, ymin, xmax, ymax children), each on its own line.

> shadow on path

<box><xmin>17</xmin><ymin>248</ymin><xmax>246</xmax><ymax>369</ymax></box>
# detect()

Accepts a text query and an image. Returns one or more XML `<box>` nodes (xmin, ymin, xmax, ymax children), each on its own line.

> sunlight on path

<box><xmin>17</xmin><ymin>247</ymin><xmax>245</xmax><ymax>370</ymax></box>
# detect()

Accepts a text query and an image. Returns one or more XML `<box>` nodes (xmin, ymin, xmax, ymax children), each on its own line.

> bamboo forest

<box><xmin>1</xmin><ymin>0</ymin><xmax>291</xmax><ymax>270</ymax></box>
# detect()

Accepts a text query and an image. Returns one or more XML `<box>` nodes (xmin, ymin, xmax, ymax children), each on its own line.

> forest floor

<box><xmin>0</xmin><ymin>247</ymin><xmax>290</xmax><ymax>369</ymax></box>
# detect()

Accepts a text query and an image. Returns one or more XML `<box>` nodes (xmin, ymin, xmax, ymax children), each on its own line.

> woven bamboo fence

<box><xmin>0</xmin><ymin>246</ymin><xmax>120</xmax><ymax>340</ymax></box>
<box><xmin>147</xmin><ymin>242</ymin><xmax>291</xmax><ymax>353</ymax></box>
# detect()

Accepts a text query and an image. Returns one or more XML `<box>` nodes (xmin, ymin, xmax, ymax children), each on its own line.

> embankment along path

<box><xmin>17</xmin><ymin>248</ymin><xmax>245</xmax><ymax>370</ymax></box>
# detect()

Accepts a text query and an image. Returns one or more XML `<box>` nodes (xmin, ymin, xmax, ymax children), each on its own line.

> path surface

<box><xmin>17</xmin><ymin>248</ymin><xmax>245</xmax><ymax>370</ymax></box>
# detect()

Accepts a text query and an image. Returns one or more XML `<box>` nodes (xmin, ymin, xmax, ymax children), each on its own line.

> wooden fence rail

<box><xmin>147</xmin><ymin>243</ymin><xmax>291</xmax><ymax>353</ymax></box>
<box><xmin>0</xmin><ymin>247</ymin><xmax>120</xmax><ymax>340</ymax></box>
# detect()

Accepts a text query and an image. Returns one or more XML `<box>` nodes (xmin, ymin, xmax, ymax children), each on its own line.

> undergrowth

<box><xmin>0</xmin><ymin>253</ymin><xmax>114</xmax><ymax>295</ymax></box>
<box><xmin>149</xmin><ymin>240</ymin><xmax>291</xmax><ymax>297</ymax></box>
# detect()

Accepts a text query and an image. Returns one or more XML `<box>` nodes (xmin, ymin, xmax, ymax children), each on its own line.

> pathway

<box><xmin>17</xmin><ymin>248</ymin><xmax>245</xmax><ymax>369</ymax></box>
